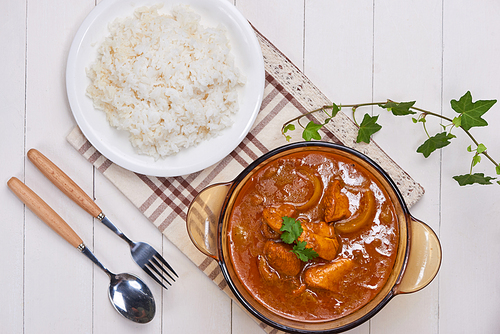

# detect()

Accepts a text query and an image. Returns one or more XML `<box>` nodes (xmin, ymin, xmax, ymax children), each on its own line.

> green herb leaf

<box><xmin>472</xmin><ymin>154</ymin><xmax>482</xmax><ymax>167</ymax></box>
<box><xmin>416</xmin><ymin>132</ymin><xmax>456</xmax><ymax>158</ymax></box>
<box><xmin>329</xmin><ymin>103</ymin><xmax>340</xmax><ymax>117</ymax></box>
<box><xmin>379</xmin><ymin>101</ymin><xmax>416</xmax><ymax>116</ymax></box>
<box><xmin>450</xmin><ymin>91</ymin><xmax>496</xmax><ymax>131</ymax></box>
<box><xmin>283</xmin><ymin>124</ymin><xmax>296</xmax><ymax>142</ymax></box>
<box><xmin>496</xmin><ymin>165</ymin><xmax>500</xmax><ymax>175</ymax></box>
<box><xmin>452</xmin><ymin>116</ymin><xmax>462</xmax><ymax>127</ymax></box>
<box><xmin>280</xmin><ymin>218</ymin><xmax>319</xmax><ymax>262</ymax></box>
<box><xmin>280</xmin><ymin>217</ymin><xmax>303</xmax><ymax>244</ymax></box>
<box><xmin>292</xmin><ymin>241</ymin><xmax>319</xmax><ymax>262</ymax></box>
<box><xmin>477</xmin><ymin>143</ymin><xmax>487</xmax><ymax>154</ymax></box>
<box><xmin>302</xmin><ymin>121</ymin><xmax>323</xmax><ymax>141</ymax></box>
<box><xmin>283</xmin><ymin>124</ymin><xmax>295</xmax><ymax>133</ymax></box>
<box><xmin>357</xmin><ymin>114</ymin><xmax>382</xmax><ymax>143</ymax></box>
<box><xmin>453</xmin><ymin>173</ymin><xmax>496</xmax><ymax>186</ymax></box>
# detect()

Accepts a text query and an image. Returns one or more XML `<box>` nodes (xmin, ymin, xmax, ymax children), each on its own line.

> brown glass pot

<box><xmin>187</xmin><ymin>142</ymin><xmax>441</xmax><ymax>333</ymax></box>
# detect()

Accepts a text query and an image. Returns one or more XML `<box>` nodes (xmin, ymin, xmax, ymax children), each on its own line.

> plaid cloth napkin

<box><xmin>67</xmin><ymin>29</ymin><xmax>423</xmax><ymax>334</ymax></box>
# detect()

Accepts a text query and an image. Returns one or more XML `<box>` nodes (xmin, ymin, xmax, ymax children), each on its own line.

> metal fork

<box><xmin>27</xmin><ymin>148</ymin><xmax>177</xmax><ymax>289</ymax></box>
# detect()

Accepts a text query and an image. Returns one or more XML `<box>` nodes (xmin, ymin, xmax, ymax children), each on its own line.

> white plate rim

<box><xmin>66</xmin><ymin>0</ymin><xmax>265</xmax><ymax>177</ymax></box>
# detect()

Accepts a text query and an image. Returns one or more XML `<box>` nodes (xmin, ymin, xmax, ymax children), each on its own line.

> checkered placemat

<box><xmin>67</xmin><ymin>28</ymin><xmax>424</xmax><ymax>334</ymax></box>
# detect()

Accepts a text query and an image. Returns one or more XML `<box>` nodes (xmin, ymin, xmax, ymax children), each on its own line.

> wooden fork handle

<box><xmin>27</xmin><ymin>148</ymin><xmax>102</xmax><ymax>218</ymax></box>
<box><xmin>8</xmin><ymin>177</ymin><xmax>83</xmax><ymax>249</ymax></box>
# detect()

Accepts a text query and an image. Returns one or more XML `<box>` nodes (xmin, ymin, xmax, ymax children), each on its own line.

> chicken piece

<box><xmin>323</xmin><ymin>180</ymin><xmax>351</xmax><ymax>223</ymax></box>
<box><xmin>264</xmin><ymin>240</ymin><xmax>302</xmax><ymax>277</ymax></box>
<box><xmin>298</xmin><ymin>220</ymin><xmax>340</xmax><ymax>261</ymax></box>
<box><xmin>262</xmin><ymin>204</ymin><xmax>296</xmax><ymax>233</ymax></box>
<box><xmin>258</xmin><ymin>255</ymin><xmax>306</xmax><ymax>295</ymax></box>
<box><xmin>261</xmin><ymin>220</ymin><xmax>280</xmax><ymax>239</ymax></box>
<box><xmin>302</xmin><ymin>219</ymin><xmax>336</xmax><ymax>237</ymax></box>
<box><xmin>304</xmin><ymin>258</ymin><xmax>355</xmax><ymax>292</ymax></box>
<box><xmin>258</xmin><ymin>256</ymin><xmax>279</xmax><ymax>283</ymax></box>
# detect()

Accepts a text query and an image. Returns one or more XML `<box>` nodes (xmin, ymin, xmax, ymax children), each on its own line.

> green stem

<box><xmin>352</xmin><ymin>107</ymin><xmax>359</xmax><ymax>127</ymax></box>
<box><xmin>281</xmin><ymin>100</ymin><xmax>499</xmax><ymax>174</ymax></box>
<box><xmin>422</xmin><ymin>116</ymin><xmax>431</xmax><ymax>138</ymax></box>
<box><xmin>409</xmin><ymin>107</ymin><xmax>499</xmax><ymax>167</ymax></box>
<box><xmin>470</xmin><ymin>154</ymin><xmax>476</xmax><ymax>174</ymax></box>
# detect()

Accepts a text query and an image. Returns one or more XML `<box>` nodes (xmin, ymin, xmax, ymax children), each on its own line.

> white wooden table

<box><xmin>2</xmin><ymin>0</ymin><xmax>500</xmax><ymax>333</ymax></box>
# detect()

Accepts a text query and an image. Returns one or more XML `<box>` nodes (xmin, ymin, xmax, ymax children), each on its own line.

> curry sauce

<box><xmin>227</xmin><ymin>151</ymin><xmax>399</xmax><ymax>321</ymax></box>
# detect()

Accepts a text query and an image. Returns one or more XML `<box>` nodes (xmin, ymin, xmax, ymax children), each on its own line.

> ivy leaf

<box><xmin>283</xmin><ymin>124</ymin><xmax>295</xmax><ymax>142</ymax></box>
<box><xmin>292</xmin><ymin>241</ymin><xmax>319</xmax><ymax>262</ymax></box>
<box><xmin>472</xmin><ymin>154</ymin><xmax>482</xmax><ymax>167</ymax></box>
<box><xmin>453</xmin><ymin>173</ymin><xmax>496</xmax><ymax>186</ymax></box>
<box><xmin>283</xmin><ymin>124</ymin><xmax>295</xmax><ymax>133</ymax></box>
<box><xmin>357</xmin><ymin>114</ymin><xmax>382</xmax><ymax>143</ymax></box>
<box><xmin>477</xmin><ymin>143</ymin><xmax>487</xmax><ymax>154</ymax></box>
<box><xmin>302</xmin><ymin>121</ymin><xmax>323</xmax><ymax>141</ymax></box>
<box><xmin>329</xmin><ymin>103</ymin><xmax>340</xmax><ymax>117</ymax></box>
<box><xmin>452</xmin><ymin>116</ymin><xmax>462</xmax><ymax>127</ymax></box>
<box><xmin>280</xmin><ymin>217</ymin><xmax>303</xmax><ymax>244</ymax></box>
<box><xmin>416</xmin><ymin>132</ymin><xmax>456</xmax><ymax>158</ymax></box>
<box><xmin>450</xmin><ymin>91</ymin><xmax>496</xmax><ymax>131</ymax></box>
<box><xmin>379</xmin><ymin>101</ymin><xmax>416</xmax><ymax>116</ymax></box>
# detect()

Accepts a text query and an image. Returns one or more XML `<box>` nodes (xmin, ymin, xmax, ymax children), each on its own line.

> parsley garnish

<box><xmin>280</xmin><ymin>216</ymin><xmax>303</xmax><ymax>244</ymax></box>
<box><xmin>280</xmin><ymin>216</ymin><xmax>318</xmax><ymax>262</ymax></box>
<box><xmin>292</xmin><ymin>241</ymin><xmax>319</xmax><ymax>262</ymax></box>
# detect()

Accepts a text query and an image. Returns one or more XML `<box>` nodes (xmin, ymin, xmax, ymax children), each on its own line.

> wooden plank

<box><xmin>23</xmin><ymin>0</ymin><xmax>96</xmax><ymax>332</ymax></box>
<box><xmin>440</xmin><ymin>1</ymin><xmax>500</xmax><ymax>333</ymax></box>
<box><xmin>237</xmin><ymin>0</ymin><xmax>305</xmax><ymax>71</ymax></box>
<box><xmin>364</xmin><ymin>1</ymin><xmax>442</xmax><ymax>333</ymax></box>
<box><xmin>305</xmin><ymin>0</ymin><xmax>374</xmax><ymax>103</ymax></box>
<box><xmin>0</xmin><ymin>0</ymin><xmax>27</xmax><ymax>333</ymax></box>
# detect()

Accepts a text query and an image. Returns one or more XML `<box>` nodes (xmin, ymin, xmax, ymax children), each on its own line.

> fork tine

<box><xmin>142</xmin><ymin>265</ymin><xmax>169</xmax><ymax>290</ymax></box>
<box><xmin>149</xmin><ymin>257</ymin><xmax>175</xmax><ymax>282</ymax></box>
<box><xmin>154</xmin><ymin>252</ymin><xmax>179</xmax><ymax>278</ymax></box>
<box><xmin>146</xmin><ymin>259</ymin><xmax>173</xmax><ymax>286</ymax></box>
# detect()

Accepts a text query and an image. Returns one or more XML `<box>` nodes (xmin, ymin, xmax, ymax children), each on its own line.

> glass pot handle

<box><xmin>395</xmin><ymin>216</ymin><xmax>442</xmax><ymax>294</ymax></box>
<box><xmin>186</xmin><ymin>182</ymin><xmax>232</xmax><ymax>261</ymax></box>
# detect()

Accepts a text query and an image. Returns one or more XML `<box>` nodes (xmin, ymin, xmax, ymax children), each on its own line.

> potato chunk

<box><xmin>262</xmin><ymin>204</ymin><xmax>296</xmax><ymax>233</ymax></box>
<box><xmin>304</xmin><ymin>258</ymin><xmax>355</xmax><ymax>292</ymax></box>
<box><xmin>263</xmin><ymin>240</ymin><xmax>302</xmax><ymax>277</ymax></box>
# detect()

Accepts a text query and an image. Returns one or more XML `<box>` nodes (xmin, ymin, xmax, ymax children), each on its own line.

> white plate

<box><xmin>66</xmin><ymin>0</ymin><xmax>264</xmax><ymax>177</ymax></box>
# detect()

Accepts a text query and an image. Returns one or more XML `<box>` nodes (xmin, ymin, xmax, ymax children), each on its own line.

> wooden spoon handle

<box><xmin>7</xmin><ymin>177</ymin><xmax>83</xmax><ymax>249</ymax></box>
<box><xmin>27</xmin><ymin>148</ymin><xmax>102</xmax><ymax>218</ymax></box>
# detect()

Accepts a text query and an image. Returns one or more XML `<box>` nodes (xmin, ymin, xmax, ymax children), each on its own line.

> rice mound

<box><xmin>86</xmin><ymin>5</ymin><xmax>245</xmax><ymax>159</ymax></box>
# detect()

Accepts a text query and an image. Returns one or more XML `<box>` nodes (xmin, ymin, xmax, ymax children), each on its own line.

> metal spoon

<box><xmin>7</xmin><ymin>177</ymin><xmax>156</xmax><ymax>324</ymax></box>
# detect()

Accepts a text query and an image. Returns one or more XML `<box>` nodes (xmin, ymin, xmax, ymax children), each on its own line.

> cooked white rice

<box><xmin>86</xmin><ymin>5</ymin><xmax>245</xmax><ymax>159</ymax></box>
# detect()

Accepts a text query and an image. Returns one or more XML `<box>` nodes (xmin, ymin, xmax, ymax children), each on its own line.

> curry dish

<box><xmin>227</xmin><ymin>151</ymin><xmax>399</xmax><ymax>321</ymax></box>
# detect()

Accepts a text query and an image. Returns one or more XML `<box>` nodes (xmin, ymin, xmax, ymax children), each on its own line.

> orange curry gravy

<box><xmin>227</xmin><ymin>151</ymin><xmax>399</xmax><ymax>321</ymax></box>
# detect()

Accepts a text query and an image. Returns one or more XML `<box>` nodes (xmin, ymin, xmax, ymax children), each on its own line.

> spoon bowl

<box><xmin>109</xmin><ymin>272</ymin><xmax>156</xmax><ymax>323</ymax></box>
